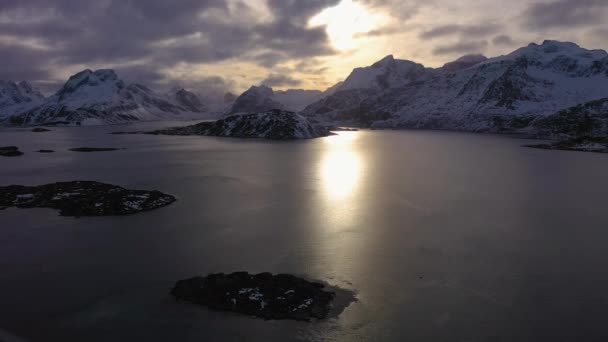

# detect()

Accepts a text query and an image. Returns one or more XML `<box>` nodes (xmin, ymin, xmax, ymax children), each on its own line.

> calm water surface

<box><xmin>1</xmin><ymin>124</ymin><xmax>608</xmax><ymax>341</ymax></box>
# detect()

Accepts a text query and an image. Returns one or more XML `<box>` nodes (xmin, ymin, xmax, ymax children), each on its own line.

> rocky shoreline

<box><xmin>526</xmin><ymin>137</ymin><xmax>608</xmax><ymax>153</ymax></box>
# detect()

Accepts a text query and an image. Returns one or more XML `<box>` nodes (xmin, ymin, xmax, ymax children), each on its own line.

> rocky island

<box><xmin>171</xmin><ymin>272</ymin><xmax>341</xmax><ymax>321</ymax></box>
<box><xmin>150</xmin><ymin>110</ymin><xmax>332</xmax><ymax>140</ymax></box>
<box><xmin>0</xmin><ymin>181</ymin><xmax>176</xmax><ymax>216</ymax></box>
<box><xmin>0</xmin><ymin>146</ymin><xmax>24</xmax><ymax>157</ymax></box>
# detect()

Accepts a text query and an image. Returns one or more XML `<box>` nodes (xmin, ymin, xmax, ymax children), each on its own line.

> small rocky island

<box><xmin>0</xmin><ymin>181</ymin><xmax>176</xmax><ymax>216</ymax></box>
<box><xmin>526</xmin><ymin>137</ymin><xmax>608</xmax><ymax>153</ymax></box>
<box><xmin>0</xmin><ymin>146</ymin><xmax>24</xmax><ymax>157</ymax></box>
<box><xmin>31</xmin><ymin>127</ymin><xmax>51</xmax><ymax>132</ymax></box>
<box><xmin>171</xmin><ymin>272</ymin><xmax>339</xmax><ymax>321</ymax></box>
<box><xmin>150</xmin><ymin>110</ymin><xmax>332</xmax><ymax>140</ymax></box>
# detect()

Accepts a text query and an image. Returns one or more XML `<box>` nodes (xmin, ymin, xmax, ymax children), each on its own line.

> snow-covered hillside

<box><xmin>0</xmin><ymin>81</ymin><xmax>45</xmax><ymax>120</ymax></box>
<box><xmin>153</xmin><ymin>109</ymin><xmax>331</xmax><ymax>140</ymax></box>
<box><xmin>303</xmin><ymin>40</ymin><xmax>608</xmax><ymax>133</ymax></box>
<box><xmin>3</xmin><ymin>69</ymin><xmax>213</xmax><ymax>126</ymax></box>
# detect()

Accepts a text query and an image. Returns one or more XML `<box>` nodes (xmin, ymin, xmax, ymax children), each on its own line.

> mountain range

<box><xmin>1</xmin><ymin>40</ymin><xmax>607</xmax><ymax>138</ymax></box>
<box><xmin>302</xmin><ymin>40</ymin><xmax>608</xmax><ymax>137</ymax></box>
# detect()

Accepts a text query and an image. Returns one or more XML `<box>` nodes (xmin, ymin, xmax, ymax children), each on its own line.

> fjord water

<box><xmin>2</xmin><ymin>125</ymin><xmax>608</xmax><ymax>341</ymax></box>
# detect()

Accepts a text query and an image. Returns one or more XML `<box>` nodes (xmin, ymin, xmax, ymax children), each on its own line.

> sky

<box><xmin>1</xmin><ymin>0</ymin><xmax>607</xmax><ymax>96</ymax></box>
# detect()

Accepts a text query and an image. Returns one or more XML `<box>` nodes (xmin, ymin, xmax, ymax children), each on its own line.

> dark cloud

<box><xmin>0</xmin><ymin>0</ymin><xmax>340</xmax><ymax>91</ymax></box>
<box><xmin>523</xmin><ymin>0</ymin><xmax>608</xmax><ymax>30</ymax></box>
<box><xmin>492</xmin><ymin>35</ymin><xmax>515</xmax><ymax>46</ymax></box>
<box><xmin>432</xmin><ymin>40</ymin><xmax>488</xmax><ymax>56</ymax></box>
<box><xmin>420</xmin><ymin>24</ymin><xmax>501</xmax><ymax>40</ymax></box>
<box><xmin>261</xmin><ymin>74</ymin><xmax>303</xmax><ymax>88</ymax></box>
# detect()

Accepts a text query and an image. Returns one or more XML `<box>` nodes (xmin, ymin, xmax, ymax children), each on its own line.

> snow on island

<box><xmin>171</xmin><ymin>272</ymin><xmax>352</xmax><ymax>321</ymax></box>
<box><xmin>149</xmin><ymin>109</ymin><xmax>332</xmax><ymax>140</ymax></box>
<box><xmin>0</xmin><ymin>181</ymin><xmax>176</xmax><ymax>216</ymax></box>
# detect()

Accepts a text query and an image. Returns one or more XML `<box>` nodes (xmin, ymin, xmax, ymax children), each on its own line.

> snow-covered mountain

<box><xmin>153</xmin><ymin>109</ymin><xmax>331</xmax><ymax>140</ymax></box>
<box><xmin>303</xmin><ymin>40</ymin><xmax>608</xmax><ymax>133</ymax></box>
<box><xmin>229</xmin><ymin>85</ymin><xmax>285</xmax><ymax>114</ymax></box>
<box><xmin>167</xmin><ymin>87</ymin><xmax>207</xmax><ymax>113</ymax></box>
<box><xmin>338</xmin><ymin>55</ymin><xmax>429</xmax><ymax>91</ymax></box>
<box><xmin>0</xmin><ymin>81</ymin><xmax>45</xmax><ymax>120</ymax></box>
<box><xmin>229</xmin><ymin>85</ymin><xmax>323</xmax><ymax>114</ymax></box>
<box><xmin>4</xmin><ymin>69</ymin><xmax>213</xmax><ymax>126</ymax></box>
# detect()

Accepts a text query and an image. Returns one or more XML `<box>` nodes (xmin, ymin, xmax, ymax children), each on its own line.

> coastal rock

<box><xmin>151</xmin><ymin>110</ymin><xmax>331</xmax><ymax>140</ymax></box>
<box><xmin>0</xmin><ymin>181</ymin><xmax>176</xmax><ymax>216</ymax></box>
<box><xmin>31</xmin><ymin>127</ymin><xmax>50</xmax><ymax>132</ymax></box>
<box><xmin>171</xmin><ymin>272</ymin><xmax>336</xmax><ymax>321</ymax></box>
<box><xmin>0</xmin><ymin>146</ymin><xmax>24</xmax><ymax>157</ymax></box>
<box><xmin>36</xmin><ymin>150</ymin><xmax>54</xmax><ymax>153</ymax></box>
<box><xmin>526</xmin><ymin>137</ymin><xmax>608</xmax><ymax>153</ymax></box>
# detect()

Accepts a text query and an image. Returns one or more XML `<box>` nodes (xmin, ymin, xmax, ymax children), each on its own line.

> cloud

<box><xmin>432</xmin><ymin>40</ymin><xmax>488</xmax><ymax>56</ymax></box>
<box><xmin>522</xmin><ymin>0</ymin><xmax>608</xmax><ymax>30</ymax></box>
<box><xmin>0</xmin><ymin>0</ymin><xmax>340</xmax><ymax>91</ymax></box>
<box><xmin>420</xmin><ymin>23</ymin><xmax>502</xmax><ymax>40</ymax></box>
<box><xmin>492</xmin><ymin>35</ymin><xmax>515</xmax><ymax>46</ymax></box>
<box><xmin>261</xmin><ymin>74</ymin><xmax>303</xmax><ymax>88</ymax></box>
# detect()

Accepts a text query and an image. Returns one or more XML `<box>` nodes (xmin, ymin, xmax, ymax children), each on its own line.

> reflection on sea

<box><xmin>319</xmin><ymin>132</ymin><xmax>363</xmax><ymax>201</ymax></box>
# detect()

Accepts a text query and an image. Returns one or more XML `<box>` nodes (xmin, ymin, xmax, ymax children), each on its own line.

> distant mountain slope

<box><xmin>168</xmin><ymin>87</ymin><xmax>207</xmax><ymax>113</ymax></box>
<box><xmin>4</xmin><ymin>70</ymin><xmax>211</xmax><ymax>126</ymax></box>
<box><xmin>229</xmin><ymin>86</ymin><xmax>324</xmax><ymax>114</ymax></box>
<box><xmin>0</xmin><ymin>81</ymin><xmax>45</xmax><ymax>119</ymax></box>
<box><xmin>302</xmin><ymin>40</ymin><xmax>608</xmax><ymax>132</ymax></box>
<box><xmin>229</xmin><ymin>86</ymin><xmax>285</xmax><ymax>114</ymax></box>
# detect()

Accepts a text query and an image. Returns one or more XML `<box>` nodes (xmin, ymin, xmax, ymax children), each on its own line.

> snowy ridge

<box><xmin>302</xmin><ymin>40</ymin><xmax>608</xmax><ymax>133</ymax></box>
<box><xmin>3</xmin><ymin>69</ymin><xmax>214</xmax><ymax>126</ymax></box>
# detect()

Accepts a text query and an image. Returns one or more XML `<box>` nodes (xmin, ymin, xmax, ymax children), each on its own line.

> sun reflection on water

<box><xmin>320</xmin><ymin>132</ymin><xmax>362</xmax><ymax>200</ymax></box>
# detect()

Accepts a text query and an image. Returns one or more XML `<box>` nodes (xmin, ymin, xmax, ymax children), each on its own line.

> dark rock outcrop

<box><xmin>69</xmin><ymin>147</ymin><xmax>123</xmax><ymax>152</ymax></box>
<box><xmin>526</xmin><ymin>136</ymin><xmax>608</xmax><ymax>153</ymax></box>
<box><xmin>36</xmin><ymin>150</ymin><xmax>54</xmax><ymax>153</ymax></box>
<box><xmin>171</xmin><ymin>272</ymin><xmax>336</xmax><ymax>321</ymax></box>
<box><xmin>0</xmin><ymin>181</ymin><xmax>176</xmax><ymax>216</ymax></box>
<box><xmin>31</xmin><ymin>127</ymin><xmax>51</xmax><ymax>132</ymax></box>
<box><xmin>0</xmin><ymin>146</ymin><xmax>23</xmax><ymax>157</ymax></box>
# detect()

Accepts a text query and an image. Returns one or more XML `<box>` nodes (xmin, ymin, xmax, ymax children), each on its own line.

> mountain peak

<box><xmin>441</xmin><ymin>54</ymin><xmax>488</xmax><ymax>72</ymax></box>
<box><xmin>454</xmin><ymin>54</ymin><xmax>488</xmax><ymax>63</ymax></box>
<box><xmin>372</xmin><ymin>55</ymin><xmax>395</xmax><ymax>68</ymax></box>
<box><xmin>55</xmin><ymin>69</ymin><xmax>124</xmax><ymax>103</ymax></box>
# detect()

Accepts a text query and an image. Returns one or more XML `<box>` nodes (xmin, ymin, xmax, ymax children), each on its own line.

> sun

<box><xmin>309</xmin><ymin>0</ymin><xmax>387</xmax><ymax>51</ymax></box>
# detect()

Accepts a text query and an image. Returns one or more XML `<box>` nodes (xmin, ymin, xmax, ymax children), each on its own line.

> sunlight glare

<box><xmin>309</xmin><ymin>0</ymin><xmax>386</xmax><ymax>51</ymax></box>
<box><xmin>320</xmin><ymin>132</ymin><xmax>362</xmax><ymax>200</ymax></box>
